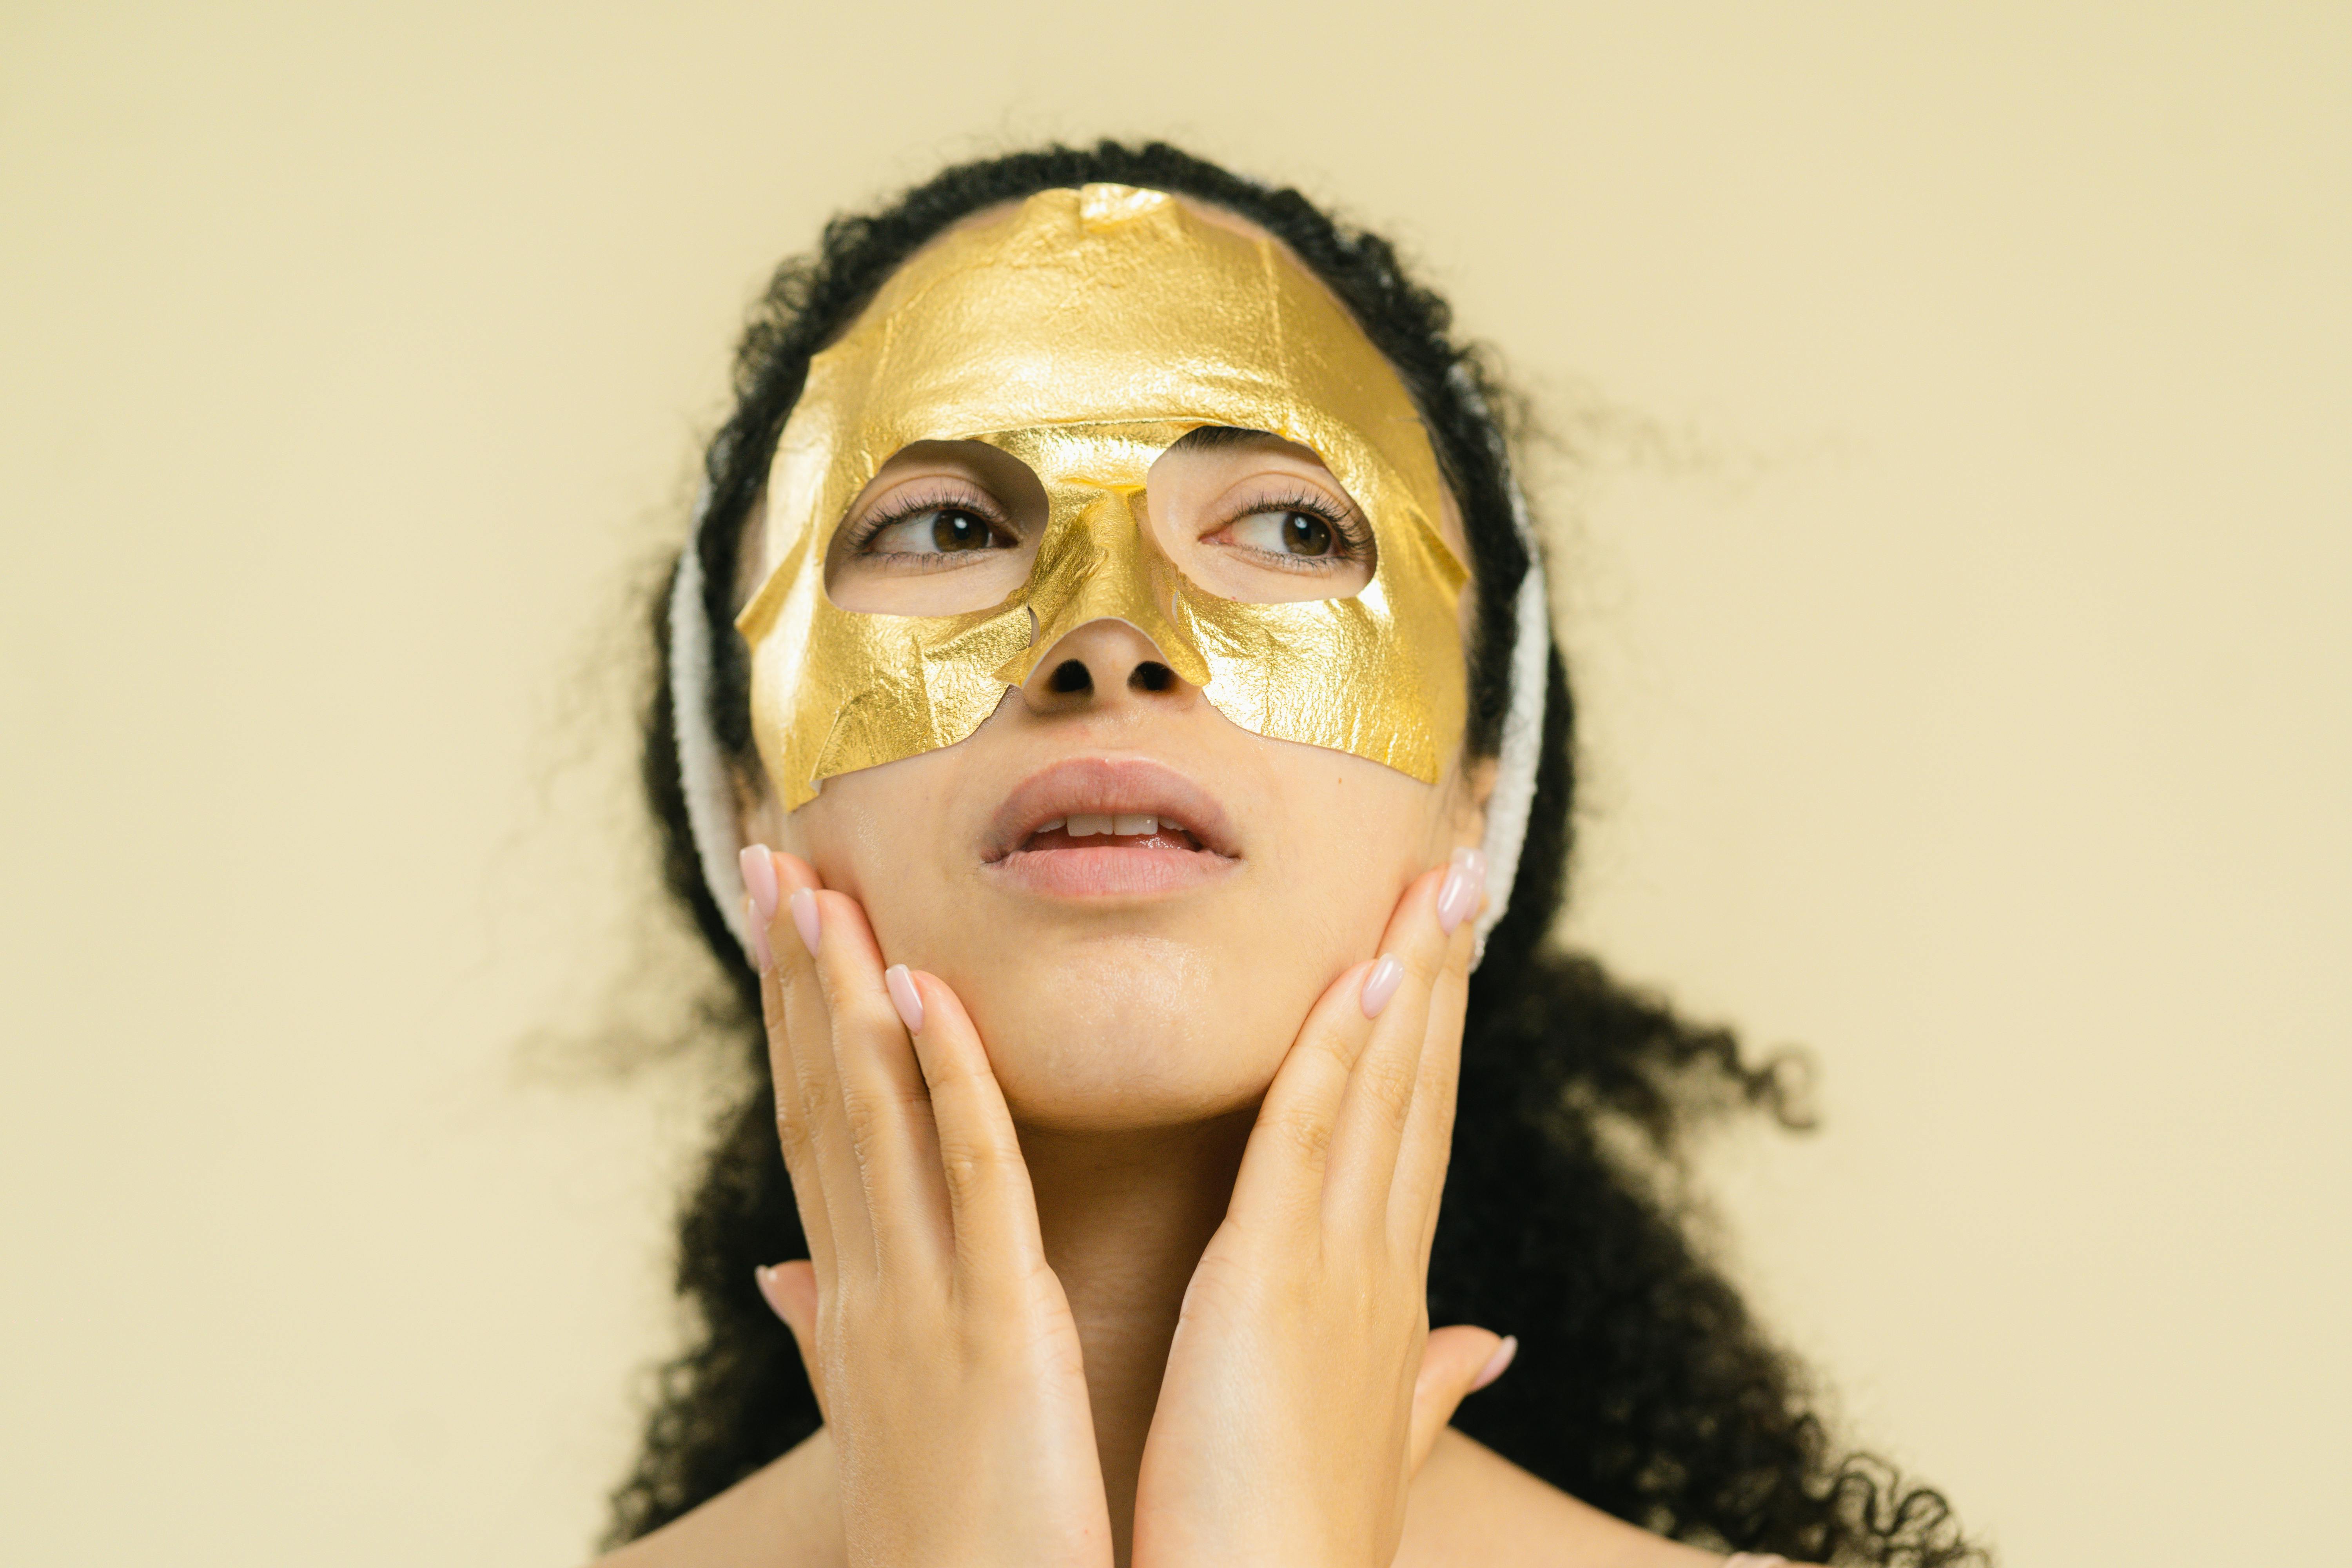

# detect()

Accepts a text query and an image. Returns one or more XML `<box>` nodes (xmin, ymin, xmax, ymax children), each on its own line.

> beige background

<box><xmin>4</xmin><ymin>3</ymin><xmax>2346</xmax><ymax>1563</ymax></box>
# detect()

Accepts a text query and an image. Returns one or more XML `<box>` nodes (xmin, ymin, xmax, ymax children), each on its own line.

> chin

<box><xmin>949</xmin><ymin>935</ymin><xmax>1289</xmax><ymax>1133</ymax></box>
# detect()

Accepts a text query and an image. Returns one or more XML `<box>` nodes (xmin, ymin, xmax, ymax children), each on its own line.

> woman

<box><xmin>600</xmin><ymin>142</ymin><xmax>1980</xmax><ymax>1567</ymax></box>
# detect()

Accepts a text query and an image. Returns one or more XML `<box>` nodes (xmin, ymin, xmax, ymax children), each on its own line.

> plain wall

<box><xmin>4</xmin><ymin>3</ymin><xmax>2345</xmax><ymax>1563</ymax></box>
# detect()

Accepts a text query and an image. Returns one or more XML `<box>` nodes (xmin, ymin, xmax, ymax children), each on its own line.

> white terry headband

<box><xmin>671</xmin><ymin>379</ymin><xmax>1551</xmax><ymax>966</ymax></box>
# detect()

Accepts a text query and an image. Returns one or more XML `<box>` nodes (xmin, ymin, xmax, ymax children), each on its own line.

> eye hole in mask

<box><xmin>824</xmin><ymin>426</ymin><xmax>1378</xmax><ymax>622</ymax></box>
<box><xmin>825</xmin><ymin>440</ymin><xmax>1047</xmax><ymax>618</ymax></box>
<box><xmin>1144</xmin><ymin>426</ymin><xmax>1378</xmax><ymax>605</ymax></box>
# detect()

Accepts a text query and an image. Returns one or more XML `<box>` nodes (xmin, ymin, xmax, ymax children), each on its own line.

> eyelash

<box><xmin>1212</xmin><ymin>488</ymin><xmax>1374</xmax><ymax>572</ymax></box>
<box><xmin>842</xmin><ymin>483</ymin><xmax>1015</xmax><ymax>567</ymax></box>
<box><xmin>842</xmin><ymin>482</ymin><xmax>1371</xmax><ymax>573</ymax></box>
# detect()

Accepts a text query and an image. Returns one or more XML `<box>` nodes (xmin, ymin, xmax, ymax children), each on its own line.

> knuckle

<box><xmin>773</xmin><ymin>1101</ymin><xmax>817</xmax><ymax>1160</ymax></box>
<box><xmin>842</xmin><ymin>1102</ymin><xmax>893</xmax><ymax>1169</ymax></box>
<box><xmin>775</xmin><ymin>1127</ymin><xmax>819</xmax><ymax>1178</ymax></box>
<box><xmin>1419</xmin><ymin>1072</ymin><xmax>1458</xmax><ymax>1123</ymax></box>
<box><xmin>918</xmin><ymin>1049</ymin><xmax>986</xmax><ymax>1097</ymax></box>
<box><xmin>1307</xmin><ymin>1032</ymin><xmax>1360</xmax><ymax>1075</ymax></box>
<box><xmin>1358</xmin><ymin>1051</ymin><xmax>1419</xmax><ymax>1126</ymax></box>
<box><xmin>815</xmin><ymin>965</ymin><xmax>878</xmax><ymax>1029</ymax></box>
<box><xmin>1282</xmin><ymin>1033</ymin><xmax>1356</xmax><ymax>1092</ymax></box>
<box><xmin>835</xmin><ymin>1078</ymin><xmax>893</xmax><ymax>1132</ymax></box>
<box><xmin>936</xmin><ymin>1133</ymin><xmax>1010</xmax><ymax>1204</ymax></box>
<box><xmin>1270</xmin><ymin>1105</ymin><xmax>1334</xmax><ymax>1167</ymax></box>
<box><xmin>846</xmin><ymin>1079</ymin><xmax>928</xmax><ymax>1144</ymax></box>
<box><xmin>922</xmin><ymin>1065</ymin><xmax>976</xmax><ymax>1105</ymax></box>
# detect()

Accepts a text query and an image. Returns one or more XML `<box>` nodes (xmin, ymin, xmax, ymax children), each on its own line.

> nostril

<box><xmin>1049</xmin><ymin>659</ymin><xmax>1092</xmax><ymax>695</ymax></box>
<box><xmin>1131</xmin><ymin>661</ymin><xmax>1174</xmax><ymax>693</ymax></box>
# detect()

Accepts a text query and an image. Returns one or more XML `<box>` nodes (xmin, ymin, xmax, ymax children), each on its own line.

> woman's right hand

<box><xmin>740</xmin><ymin>846</ymin><xmax>1114</xmax><ymax>1568</ymax></box>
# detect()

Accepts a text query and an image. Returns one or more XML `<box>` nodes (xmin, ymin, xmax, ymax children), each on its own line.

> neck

<box><xmin>1019</xmin><ymin>1111</ymin><xmax>1254</xmax><ymax>1566</ymax></box>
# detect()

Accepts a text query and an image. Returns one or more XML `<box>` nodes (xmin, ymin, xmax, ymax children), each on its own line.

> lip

<box><xmin>982</xmin><ymin>755</ymin><xmax>1240</xmax><ymax>898</ymax></box>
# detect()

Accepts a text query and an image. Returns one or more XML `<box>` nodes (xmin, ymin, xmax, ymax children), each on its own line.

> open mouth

<box><xmin>983</xmin><ymin>757</ymin><xmax>1240</xmax><ymax>897</ymax></box>
<box><xmin>1016</xmin><ymin>814</ymin><xmax>1205</xmax><ymax>853</ymax></box>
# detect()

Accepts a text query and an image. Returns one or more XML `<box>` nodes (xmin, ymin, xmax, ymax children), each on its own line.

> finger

<box><xmin>1407</xmin><ymin>1325</ymin><xmax>1514</xmax><ymax>1476</ymax></box>
<box><xmin>748</xmin><ymin>860</ymin><xmax>870</xmax><ymax>1288</ymax></box>
<box><xmin>755</xmin><ymin>1259</ymin><xmax>828</xmax><ymax>1423</ymax></box>
<box><xmin>894</xmin><ymin>969</ymin><xmax>1055</xmax><ymax>1293</ymax></box>
<box><xmin>747</xmin><ymin>857</ymin><xmax>837</xmax><ymax>1284</ymax></box>
<box><xmin>774</xmin><ymin>853</ymin><xmax>952</xmax><ymax>1277</ymax></box>
<box><xmin>780</xmin><ymin>858</ymin><xmax>954</xmax><ymax>1274</ymax></box>
<box><xmin>1223</xmin><ymin>956</ymin><xmax>1381</xmax><ymax>1241</ymax></box>
<box><xmin>1321</xmin><ymin>854</ymin><xmax>1472</xmax><ymax>1236</ymax></box>
<box><xmin>1392</xmin><ymin>853</ymin><xmax>1483</xmax><ymax>1258</ymax></box>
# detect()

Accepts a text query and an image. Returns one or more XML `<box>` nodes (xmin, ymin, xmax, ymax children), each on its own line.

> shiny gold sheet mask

<box><xmin>737</xmin><ymin>183</ymin><xmax>1468</xmax><ymax>809</ymax></box>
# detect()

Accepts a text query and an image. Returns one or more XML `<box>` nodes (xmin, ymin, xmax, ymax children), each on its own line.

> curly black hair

<box><xmin>610</xmin><ymin>140</ymin><xmax>1984</xmax><ymax>1567</ymax></box>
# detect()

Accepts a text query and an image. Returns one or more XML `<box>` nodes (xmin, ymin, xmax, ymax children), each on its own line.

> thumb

<box><xmin>755</xmin><ymin>1260</ymin><xmax>827</xmax><ymax>1421</ymax></box>
<box><xmin>1408</xmin><ymin>1326</ymin><xmax>1516</xmax><ymax>1475</ymax></box>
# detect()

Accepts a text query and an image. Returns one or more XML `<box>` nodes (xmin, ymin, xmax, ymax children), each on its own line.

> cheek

<box><xmin>1263</xmin><ymin>750</ymin><xmax>1453</xmax><ymax>928</ymax></box>
<box><xmin>771</xmin><ymin>750</ymin><xmax>973</xmax><ymax>933</ymax></box>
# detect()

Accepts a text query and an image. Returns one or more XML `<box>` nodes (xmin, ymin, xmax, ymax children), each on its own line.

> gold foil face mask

<box><xmin>737</xmin><ymin>184</ymin><xmax>1468</xmax><ymax>809</ymax></box>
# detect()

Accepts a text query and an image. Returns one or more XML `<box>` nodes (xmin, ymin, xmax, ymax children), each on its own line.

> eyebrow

<box><xmin>1169</xmin><ymin>424</ymin><xmax>1274</xmax><ymax>450</ymax></box>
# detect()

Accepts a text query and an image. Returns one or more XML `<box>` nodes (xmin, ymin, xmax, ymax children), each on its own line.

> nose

<box><xmin>1019</xmin><ymin>617</ymin><xmax>1193</xmax><ymax>713</ymax></box>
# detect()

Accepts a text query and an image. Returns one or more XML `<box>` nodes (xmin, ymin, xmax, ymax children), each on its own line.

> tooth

<box><xmin>1115</xmin><ymin>814</ymin><xmax>1156</xmax><ymax>837</ymax></box>
<box><xmin>1067</xmin><ymin>813</ymin><xmax>1112</xmax><ymax>837</ymax></box>
<box><xmin>1036</xmin><ymin>819</ymin><xmax>1065</xmax><ymax>835</ymax></box>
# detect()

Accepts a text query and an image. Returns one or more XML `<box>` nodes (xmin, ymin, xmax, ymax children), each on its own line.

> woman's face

<box><xmin>737</xmin><ymin>203</ymin><xmax>1490</xmax><ymax>1133</ymax></box>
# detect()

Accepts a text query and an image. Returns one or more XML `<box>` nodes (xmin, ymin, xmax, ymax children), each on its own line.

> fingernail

<box><xmin>752</xmin><ymin>1264</ymin><xmax>784</xmax><ymax>1319</ymax></box>
<box><xmin>885</xmin><ymin>964</ymin><xmax>924</xmax><ymax>1034</ymax></box>
<box><xmin>740</xmin><ymin>845</ymin><xmax>780</xmax><ymax>922</ymax></box>
<box><xmin>1437</xmin><ymin>847</ymin><xmax>1487</xmax><ymax>934</ymax></box>
<box><xmin>1472</xmin><ymin>1334</ymin><xmax>1518</xmax><ymax>1391</ymax></box>
<box><xmin>1361</xmin><ymin>954</ymin><xmax>1405</xmax><ymax>1018</ymax></box>
<box><xmin>745</xmin><ymin>900</ymin><xmax>774</xmax><ymax>974</ymax></box>
<box><xmin>789</xmin><ymin>887</ymin><xmax>820</xmax><ymax>957</ymax></box>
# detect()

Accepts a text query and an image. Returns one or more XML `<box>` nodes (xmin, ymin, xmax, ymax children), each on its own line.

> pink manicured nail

<box><xmin>789</xmin><ymin>887</ymin><xmax>821</xmax><ymax>957</ymax></box>
<box><xmin>740</xmin><ymin>845</ymin><xmax>780</xmax><ymax>922</ymax></box>
<box><xmin>1437</xmin><ymin>846</ymin><xmax>1487</xmax><ymax>934</ymax></box>
<box><xmin>745</xmin><ymin>900</ymin><xmax>774</xmax><ymax>973</ymax></box>
<box><xmin>885</xmin><ymin>964</ymin><xmax>925</xmax><ymax>1034</ymax></box>
<box><xmin>1472</xmin><ymin>1334</ymin><xmax>1518</xmax><ymax>1391</ymax></box>
<box><xmin>1361</xmin><ymin>954</ymin><xmax>1405</xmax><ymax>1018</ymax></box>
<box><xmin>752</xmin><ymin>1264</ymin><xmax>786</xmax><ymax>1321</ymax></box>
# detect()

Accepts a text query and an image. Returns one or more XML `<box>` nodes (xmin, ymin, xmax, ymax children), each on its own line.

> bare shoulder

<box><xmin>587</xmin><ymin>1425</ymin><xmax>1818</xmax><ymax>1568</ymax></box>
<box><xmin>586</xmin><ymin>1430</ymin><xmax>840</xmax><ymax>1568</ymax></box>
<box><xmin>1396</xmin><ymin>1428</ymin><xmax>1815</xmax><ymax>1568</ymax></box>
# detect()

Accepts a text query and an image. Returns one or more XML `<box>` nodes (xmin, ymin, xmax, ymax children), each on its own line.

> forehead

<box><xmin>763</xmin><ymin>183</ymin><xmax>1456</xmax><ymax>576</ymax></box>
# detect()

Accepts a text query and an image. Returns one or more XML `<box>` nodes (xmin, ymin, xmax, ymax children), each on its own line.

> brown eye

<box><xmin>1280</xmin><ymin>511</ymin><xmax>1333</xmax><ymax>556</ymax></box>
<box><xmin>930</xmin><ymin>509</ymin><xmax>995</xmax><ymax>552</ymax></box>
<box><xmin>863</xmin><ymin>505</ymin><xmax>1008</xmax><ymax>557</ymax></box>
<box><xmin>1230</xmin><ymin>507</ymin><xmax>1340</xmax><ymax>559</ymax></box>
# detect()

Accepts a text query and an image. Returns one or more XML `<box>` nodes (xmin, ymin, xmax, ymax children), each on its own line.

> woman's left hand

<box><xmin>1129</xmin><ymin>846</ymin><xmax>1512</xmax><ymax>1568</ymax></box>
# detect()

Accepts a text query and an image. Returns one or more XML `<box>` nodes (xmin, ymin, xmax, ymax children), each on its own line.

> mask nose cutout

<box><xmin>1022</xmin><ymin>622</ymin><xmax>1190</xmax><ymax>711</ymax></box>
<box><xmin>1042</xmin><ymin>657</ymin><xmax>1171</xmax><ymax>695</ymax></box>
